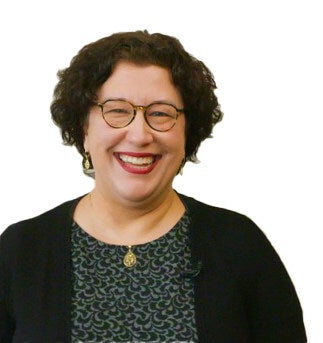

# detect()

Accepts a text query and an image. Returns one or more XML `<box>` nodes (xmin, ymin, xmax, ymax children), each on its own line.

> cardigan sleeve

<box><xmin>180</xmin><ymin>193</ymin><xmax>307</xmax><ymax>342</ymax></box>
<box><xmin>0</xmin><ymin>227</ymin><xmax>15</xmax><ymax>342</ymax></box>
<box><xmin>236</xmin><ymin>216</ymin><xmax>307</xmax><ymax>342</ymax></box>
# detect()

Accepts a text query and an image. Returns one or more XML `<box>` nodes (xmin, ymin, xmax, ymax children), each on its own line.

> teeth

<box><xmin>119</xmin><ymin>154</ymin><xmax>154</xmax><ymax>165</ymax></box>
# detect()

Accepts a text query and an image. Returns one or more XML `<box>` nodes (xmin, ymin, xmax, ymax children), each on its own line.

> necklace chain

<box><xmin>88</xmin><ymin>192</ymin><xmax>139</xmax><ymax>268</ymax></box>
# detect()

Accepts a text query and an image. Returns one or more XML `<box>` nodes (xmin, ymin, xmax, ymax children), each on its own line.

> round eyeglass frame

<box><xmin>95</xmin><ymin>99</ymin><xmax>185</xmax><ymax>132</ymax></box>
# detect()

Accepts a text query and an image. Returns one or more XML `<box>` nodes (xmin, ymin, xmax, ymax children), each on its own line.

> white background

<box><xmin>0</xmin><ymin>0</ymin><xmax>322</xmax><ymax>341</ymax></box>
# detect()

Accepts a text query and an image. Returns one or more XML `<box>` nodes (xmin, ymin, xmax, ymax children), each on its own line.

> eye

<box><xmin>107</xmin><ymin>108</ymin><xmax>131</xmax><ymax>115</ymax></box>
<box><xmin>103</xmin><ymin>101</ymin><xmax>133</xmax><ymax>116</ymax></box>
<box><xmin>148</xmin><ymin>111</ymin><xmax>171</xmax><ymax>117</ymax></box>
<box><xmin>147</xmin><ymin>103</ymin><xmax>177</xmax><ymax>119</ymax></box>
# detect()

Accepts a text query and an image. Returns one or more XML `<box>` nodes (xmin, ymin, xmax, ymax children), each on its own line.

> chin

<box><xmin>116</xmin><ymin>183</ymin><xmax>168</xmax><ymax>204</ymax></box>
<box><xmin>119</xmin><ymin>191</ymin><xmax>155</xmax><ymax>204</ymax></box>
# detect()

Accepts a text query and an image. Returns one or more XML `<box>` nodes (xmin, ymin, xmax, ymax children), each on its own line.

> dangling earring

<box><xmin>82</xmin><ymin>152</ymin><xmax>94</xmax><ymax>176</ymax></box>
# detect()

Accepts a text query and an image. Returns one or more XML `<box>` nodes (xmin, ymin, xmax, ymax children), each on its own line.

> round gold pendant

<box><xmin>123</xmin><ymin>246</ymin><xmax>137</xmax><ymax>268</ymax></box>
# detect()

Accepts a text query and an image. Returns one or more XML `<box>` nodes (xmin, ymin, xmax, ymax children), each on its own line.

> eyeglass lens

<box><xmin>101</xmin><ymin>100</ymin><xmax>178</xmax><ymax>131</ymax></box>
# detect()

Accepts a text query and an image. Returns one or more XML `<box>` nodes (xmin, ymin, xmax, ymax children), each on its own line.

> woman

<box><xmin>0</xmin><ymin>31</ymin><xmax>306</xmax><ymax>342</ymax></box>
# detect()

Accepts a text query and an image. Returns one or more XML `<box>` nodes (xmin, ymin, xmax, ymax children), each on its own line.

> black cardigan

<box><xmin>0</xmin><ymin>194</ymin><xmax>307</xmax><ymax>342</ymax></box>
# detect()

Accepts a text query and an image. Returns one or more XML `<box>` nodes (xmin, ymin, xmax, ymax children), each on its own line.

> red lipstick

<box><xmin>114</xmin><ymin>152</ymin><xmax>160</xmax><ymax>174</ymax></box>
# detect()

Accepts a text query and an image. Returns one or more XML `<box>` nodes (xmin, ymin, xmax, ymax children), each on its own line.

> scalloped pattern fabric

<box><xmin>71</xmin><ymin>213</ymin><xmax>198</xmax><ymax>342</ymax></box>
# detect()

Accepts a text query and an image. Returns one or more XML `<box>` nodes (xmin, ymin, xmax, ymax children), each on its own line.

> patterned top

<box><xmin>71</xmin><ymin>213</ymin><xmax>198</xmax><ymax>343</ymax></box>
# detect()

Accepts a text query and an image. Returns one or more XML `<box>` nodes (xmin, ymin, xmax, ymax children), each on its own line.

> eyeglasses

<box><xmin>95</xmin><ymin>99</ymin><xmax>184</xmax><ymax>132</ymax></box>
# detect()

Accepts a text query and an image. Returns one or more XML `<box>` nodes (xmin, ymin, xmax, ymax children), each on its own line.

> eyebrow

<box><xmin>100</xmin><ymin>97</ymin><xmax>182</xmax><ymax>108</ymax></box>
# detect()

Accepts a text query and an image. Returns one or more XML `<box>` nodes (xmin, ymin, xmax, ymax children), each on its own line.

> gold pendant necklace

<box><xmin>123</xmin><ymin>245</ymin><xmax>137</xmax><ymax>268</ymax></box>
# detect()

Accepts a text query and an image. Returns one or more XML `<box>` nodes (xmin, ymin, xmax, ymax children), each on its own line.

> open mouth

<box><xmin>118</xmin><ymin>154</ymin><xmax>156</xmax><ymax>166</ymax></box>
<box><xmin>114</xmin><ymin>153</ymin><xmax>160</xmax><ymax>174</ymax></box>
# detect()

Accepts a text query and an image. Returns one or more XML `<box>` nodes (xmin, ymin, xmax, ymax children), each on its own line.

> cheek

<box><xmin>83</xmin><ymin>112</ymin><xmax>112</xmax><ymax>150</ymax></box>
<box><xmin>87</xmin><ymin>128</ymin><xmax>126</xmax><ymax>155</ymax></box>
<box><xmin>164</xmin><ymin>130</ymin><xmax>186</xmax><ymax>161</ymax></box>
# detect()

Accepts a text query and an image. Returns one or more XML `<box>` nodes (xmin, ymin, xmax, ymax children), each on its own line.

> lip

<box><xmin>114</xmin><ymin>152</ymin><xmax>161</xmax><ymax>174</ymax></box>
<box><xmin>116</xmin><ymin>152</ymin><xmax>157</xmax><ymax>157</ymax></box>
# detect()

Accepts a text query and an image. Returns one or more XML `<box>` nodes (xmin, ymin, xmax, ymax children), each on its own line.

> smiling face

<box><xmin>84</xmin><ymin>61</ymin><xmax>186</xmax><ymax>206</ymax></box>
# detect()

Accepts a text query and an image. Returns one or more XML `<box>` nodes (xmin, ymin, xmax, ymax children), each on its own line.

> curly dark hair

<box><xmin>51</xmin><ymin>30</ymin><xmax>223</xmax><ymax>163</ymax></box>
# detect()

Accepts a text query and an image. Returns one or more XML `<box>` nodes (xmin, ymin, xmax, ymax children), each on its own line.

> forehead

<box><xmin>97</xmin><ymin>61</ymin><xmax>183</xmax><ymax>106</ymax></box>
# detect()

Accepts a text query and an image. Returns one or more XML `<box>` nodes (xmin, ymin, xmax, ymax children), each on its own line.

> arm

<box><xmin>239</xmin><ymin>217</ymin><xmax>307</xmax><ymax>342</ymax></box>
<box><xmin>0</xmin><ymin>229</ymin><xmax>15</xmax><ymax>342</ymax></box>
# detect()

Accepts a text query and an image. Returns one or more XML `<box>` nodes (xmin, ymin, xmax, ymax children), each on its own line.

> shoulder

<box><xmin>179</xmin><ymin>193</ymin><xmax>281</xmax><ymax>272</ymax></box>
<box><xmin>180</xmin><ymin>193</ymin><xmax>265</xmax><ymax>242</ymax></box>
<box><xmin>0</xmin><ymin>195</ymin><xmax>83</xmax><ymax>252</ymax></box>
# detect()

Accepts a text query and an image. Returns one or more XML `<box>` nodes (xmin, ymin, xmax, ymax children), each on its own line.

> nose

<box><xmin>125</xmin><ymin>108</ymin><xmax>154</xmax><ymax>145</ymax></box>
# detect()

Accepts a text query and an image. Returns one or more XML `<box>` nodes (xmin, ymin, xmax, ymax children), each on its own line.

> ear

<box><xmin>83</xmin><ymin>116</ymin><xmax>90</xmax><ymax>151</ymax></box>
<box><xmin>83</xmin><ymin>133</ymin><xmax>89</xmax><ymax>152</ymax></box>
<box><xmin>83</xmin><ymin>124</ymin><xmax>89</xmax><ymax>152</ymax></box>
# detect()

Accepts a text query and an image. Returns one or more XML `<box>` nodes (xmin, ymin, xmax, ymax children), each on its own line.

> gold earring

<box><xmin>82</xmin><ymin>152</ymin><xmax>94</xmax><ymax>175</ymax></box>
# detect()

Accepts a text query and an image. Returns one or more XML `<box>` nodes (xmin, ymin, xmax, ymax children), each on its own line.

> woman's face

<box><xmin>84</xmin><ymin>61</ymin><xmax>186</xmax><ymax>205</ymax></box>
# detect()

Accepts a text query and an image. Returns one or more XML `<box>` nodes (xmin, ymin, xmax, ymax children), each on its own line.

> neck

<box><xmin>78</xmin><ymin>187</ymin><xmax>185</xmax><ymax>246</ymax></box>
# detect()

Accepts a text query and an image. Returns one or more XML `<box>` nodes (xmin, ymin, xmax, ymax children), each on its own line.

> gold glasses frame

<box><xmin>95</xmin><ymin>99</ymin><xmax>184</xmax><ymax>132</ymax></box>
